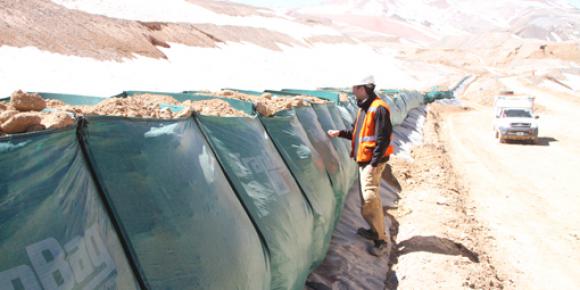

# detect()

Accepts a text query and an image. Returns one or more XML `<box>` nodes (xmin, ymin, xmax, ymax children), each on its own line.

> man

<box><xmin>327</xmin><ymin>75</ymin><xmax>393</xmax><ymax>257</ymax></box>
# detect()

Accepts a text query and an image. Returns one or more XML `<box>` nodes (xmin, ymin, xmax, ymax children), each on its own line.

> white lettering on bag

<box><xmin>0</xmin><ymin>225</ymin><xmax>116</xmax><ymax>290</ymax></box>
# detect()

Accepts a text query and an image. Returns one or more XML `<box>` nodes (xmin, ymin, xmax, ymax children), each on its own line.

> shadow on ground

<box><xmin>384</xmin><ymin>221</ymin><xmax>481</xmax><ymax>290</ymax></box>
<box><xmin>397</xmin><ymin>236</ymin><xmax>479</xmax><ymax>263</ymax></box>
<box><xmin>503</xmin><ymin>136</ymin><xmax>558</xmax><ymax>146</ymax></box>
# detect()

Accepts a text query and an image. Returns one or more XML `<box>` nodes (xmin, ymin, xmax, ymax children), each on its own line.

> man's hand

<box><xmin>327</xmin><ymin>130</ymin><xmax>340</xmax><ymax>138</ymax></box>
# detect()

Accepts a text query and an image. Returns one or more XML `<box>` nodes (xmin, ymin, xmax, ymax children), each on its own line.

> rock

<box><xmin>46</xmin><ymin>99</ymin><xmax>66</xmax><ymax>107</ymax></box>
<box><xmin>221</xmin><ymin>90</ymin><xmax>236</xmax><ymax>97</ymax></box>
<box><xmin>188</xmin><ymin>99</ymin><xmax>247</xmax><ymax>117</ymax></box>
<box><xmin>254</xmin><ymin>96</ymin><xmax>315</xmax><ymax>116</ymax></box>
<box><xmin>41</xmin><ymin>112</ymin><xmax>75</xmax><ymax>129</ymax></box>
<box><xmin>25</xmin><ymin>124</ymin><xmax>46</xmax><ymax>133</ymax></box>
<box><xmin>1</xmin><ymin>112</ymin><xmax>42</xmax><ymax>134</ymax></box>
<box><xmin>159</xmin><ymin>108</ymin><xmax>173</xmax><ymax>119</ymax></box>
<box><xmin>11</xmin><ymin>90</ymin><xmax>47</xmax><ymax>111</ymax></box>
<box><xmin>0</xmin><ymin>110</ymin><xmax>18</xmax><ymax>124</ymax></box>
<box><xmin>255</xmin><ymin>101</ymin><xmax>274</xmax><ymax>116</ymax></box>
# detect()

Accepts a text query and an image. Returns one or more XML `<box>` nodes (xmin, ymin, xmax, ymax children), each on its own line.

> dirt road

<box><xmin>390</xmin><ymin>84</ymin><xmax>580</xmax><ymax>289</ymax></box>
<box><xmin>391</xmin><ymin>104</ymin><xmax>505</xmax><ymax>290</ymax></box>
<box><xmin>443</xmin><ymin>86</ymin><xmax>580</xmax><ymax>289</ymax></box>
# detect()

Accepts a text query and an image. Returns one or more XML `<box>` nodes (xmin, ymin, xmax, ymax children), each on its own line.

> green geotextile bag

<box><xmin>310</xmin><ymin>104</ymin><xmax>357</xmax><ymax>205</ymax></box>
<box><xmin>260</xmin><ymin>110</ymin><xmax>337</xmax><ymax>266</ymax></box>
<box><xmin>327</xmin><ymin>103</ymin><xmax>351</xmax><ymax>135</ymax></box>
<box><xmin>339</xmin><ymin>101</ymin><xmax>357</xmax><ymax>121</ymax></box>
<box><xmin>380</xmin><ymin>95</ymin><xmax>403</xmax><ymax>126</ymax></box>
<box><xmin>196</xmin><ymin>115</ymin><xmax>315</xmax><ymax>290</ymax></box>
<box><xmin>79</xmin><ymin>116</ymin><xmax>270</xmax><ymax>290</ymax></box>
<box><xmin>324</xmin><ymin>104</ymin><xmax>358</xmax><ymax>200</ymax></box>
<box><xmin>280</xmin><ymin>90</ymin><xmax>340</xmax><ymax>103</ymax></box>
<box><xmin>0</xmin><ymin>128</ymin><xmax>140</xmax><ymax>290</ymax></box>
<box><xmin>293</xmin><ymin>107</ymin><xmax>347</xmax><ymax>211</ymax></box>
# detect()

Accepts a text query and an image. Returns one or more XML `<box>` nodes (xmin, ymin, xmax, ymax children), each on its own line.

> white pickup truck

<box><xmin>493</xmin><ymin>96</ymin><xmax>539</xmax><ymax>144</ymax></box>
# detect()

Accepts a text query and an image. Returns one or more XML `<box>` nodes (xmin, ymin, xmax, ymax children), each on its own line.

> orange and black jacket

<box><xmin>338</xmin><ymin>94</ymin><xmax>393</xmax><ymax>166</ymax></box>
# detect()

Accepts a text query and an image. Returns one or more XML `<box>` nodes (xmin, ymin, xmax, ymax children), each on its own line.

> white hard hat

<box><xmin>353</xmin><ymin>75</ymin><xmax>375</xmax><ymax>87</ymax></box>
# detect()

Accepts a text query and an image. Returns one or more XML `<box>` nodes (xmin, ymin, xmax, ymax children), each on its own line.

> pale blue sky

<box><xmin>233</xmin><ymin>0</ymin><xmax>580</xmax><ymax>9</ymax></box>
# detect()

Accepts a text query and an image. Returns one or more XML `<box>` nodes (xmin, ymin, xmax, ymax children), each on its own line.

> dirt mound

<box><xmin>41</xmin><ymin>112</ymin><xmax>76</xmax><ymax>129</ymax></box>
<box><xmin>72</xmin><ymin>94</ymin><xmax>181</xmax><ymax>118</ymax></box>
<box><xmin>460</xmin><ymin>76</ymin><xmax>509</xmax><ymax>106</ymax></box>
<box><xmin>1</xmin><ymin>91</ymin><xmax>249</xmax><ymax>136</ymax></box>
<box><xmin>1</xmin><ymin>89</ymin><xmax>329</xmax><ymax>134</ymax></box>
<box><xmin>0</xmin><ymin>0</ymin><xmax>300</xmax><ymax>61</ymax></box>
<box><xmin>0</xmin><ymin>91</ymin><xmax>76</xmax><ymax>136</ymax></box>
<box><xmin>1</xmin><ymin>112</ymin><xmax>42</xmax><ymax>134</ymax></box>
<box><xmin>527</xmin><ymin>42</ymin><xmax>580</xmax><ymax>63</ymax></box>
<box><xmin>210</xmin><ymin>90</ymin><xmax>327</xmax><ymax>116</ymax></box>
<box><xmin>48</xmin><ymin>94</ymin><xmax>247</xmax><ymax>118</ymax></box>
<box><xmin>254</xmin><ymin>95</ymin><xmax>312</xmax><ymax>116</ymax></box>
<box><xmin>182</xmin><ymin>99</ymin><xmax>248</xmax><ymax>117</ymax></box>
<box><xmin>0</xmin><ymin>109</ymin><xmax>75</xmax><ymax>135</ymax></box>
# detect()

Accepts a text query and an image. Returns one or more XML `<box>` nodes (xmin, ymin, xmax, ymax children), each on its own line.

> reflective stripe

<box><xmin>354</xmin><ymin>98</ymin><xmax>393</xmax><ymax>162</ymax></box>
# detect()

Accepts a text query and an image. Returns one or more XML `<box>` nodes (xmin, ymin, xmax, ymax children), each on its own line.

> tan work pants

<box><xmin>358</xmin><ymin>162</ymin><xmax>387</xmax><ymax>241</ymax></box>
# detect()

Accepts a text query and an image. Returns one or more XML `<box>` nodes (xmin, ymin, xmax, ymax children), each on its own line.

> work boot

<box><xmin>369</xmin><ymin>240</ymin><xmax>389</xmax><ymax>257</ymax></box>
<box><xmin>357</xmin><ymin>227</ymin><xmax>378</xmax><ymax>241</ymax></box>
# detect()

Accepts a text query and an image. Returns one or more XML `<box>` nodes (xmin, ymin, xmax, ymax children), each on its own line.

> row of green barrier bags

<box><xmin>0</xmin><ymin>88</ymin><xmax>423</xmax><ymax>290</ymax></box>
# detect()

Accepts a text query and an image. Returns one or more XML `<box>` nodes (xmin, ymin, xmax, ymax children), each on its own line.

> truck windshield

<box><xmin>503</xmin><ymin>109</ymin><xmax>532</xmax><ymax>118</ymax></box>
